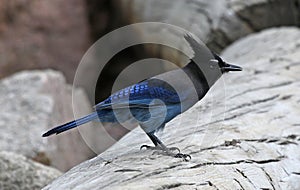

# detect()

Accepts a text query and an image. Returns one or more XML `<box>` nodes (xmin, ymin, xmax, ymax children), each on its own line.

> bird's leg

<box><xmin>140</xmin><ymin>132</ymin><xmax>191</xmax><ymax>161</ymax></box>
<box><xmin>140</xmin><ymin>133</ymin><xmax>178</xmax><ymax>152</ymax></box>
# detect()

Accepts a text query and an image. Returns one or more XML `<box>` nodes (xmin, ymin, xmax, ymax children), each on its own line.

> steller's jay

<box><xmin>42</xmin><ymin>34</ymin><xmax>242</xmax><ymax>160</ymax></box>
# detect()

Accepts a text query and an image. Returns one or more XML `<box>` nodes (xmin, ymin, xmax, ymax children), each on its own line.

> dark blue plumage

<box><xmin>42</xmin><ymin>79</ymin><xmax>181</xmax><ymax>137</ymax></box>
<box><xmin>42</xmin><ymin>34</ymin><xmax>242</xmax><ymax>159</ymax></box>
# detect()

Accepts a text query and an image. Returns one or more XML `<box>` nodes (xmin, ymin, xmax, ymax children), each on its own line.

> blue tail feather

<box><xmin>42</xmin><ymin>112</ymin><xmax>98</xmax><ymax>137</ymax></box>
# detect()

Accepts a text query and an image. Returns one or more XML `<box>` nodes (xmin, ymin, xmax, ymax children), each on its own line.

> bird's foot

<box><xmin>156</xmin><ymin>150</ymin><xmax>191</xmax><ymax>161</ymax></box>
<box><xmin>140</xmin><ymin>144</ymin><xmax>191</xmax><ymax>161</ymax></box>
<box><xmin>140</xmin><ymin>145</ymin><xmax>159</xmax><ymax>151</ymax></box>
<box><xmin>174</xmin><ymin>153</ymin><xmax>192</xmax><ymax>161</ymax></box>
<box><xmin>140</xmin><ymin>145</ymin><xmax>180</xmax><ymax>153</ymax></box>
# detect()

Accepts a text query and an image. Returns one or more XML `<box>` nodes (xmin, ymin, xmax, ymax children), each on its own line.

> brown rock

<box><xmin>0</xmin><ymin>0</ymin><xmax>90</xmax><ymax>83</ymax></box>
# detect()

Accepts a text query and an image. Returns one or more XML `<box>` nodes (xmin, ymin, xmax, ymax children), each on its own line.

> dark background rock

<box><xmin>228</xmin><ymin>0</ymin><xmax>300</xmax><ymax>30</ymax></box>
<box><xmin>114</xmin><ymin>0</ymin><xmax>300</xmax><ymax>53</ymax></box>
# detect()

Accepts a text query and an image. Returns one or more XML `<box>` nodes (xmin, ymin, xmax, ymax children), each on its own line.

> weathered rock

<box><xmin>227</xmin><ymin>0</ymin><xmax>300</xmax><ymax>30</ymax></box>
<box><xmin>0</xmin><ymin>0</ymin><xmax>90</xmax><ymax>82</ymax></box>
<box><xmin>114</xmin><ymin>0</ymin><xmax>299</xmax><ymax>54</ymax></box>
<box><xmin>0</xmin><ymin>151</ymin><xmax>61</xmax><ymax>190</ymax></box>
<box><xmin>0</xmin><ymin>70</ymin><xmax>96</xmax><ymax>171</ymax></box>
<box><xmin>43</xmin><ymin>27</ymin><xmax>300</xmax><ymax>189</ymax></box>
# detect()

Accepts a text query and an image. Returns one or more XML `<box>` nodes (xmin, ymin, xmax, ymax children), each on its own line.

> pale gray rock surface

<box><xmin>43</xmin><ymin>27</ymin><xmax>300</xmax><ymax>189</ymax></box>
<box><xmin>0</xmin><ymin>70</ymin><xmax>96</xmax><ymax>171</ymax></box>
<box><xmin>0</xmin><ymin>151</ymin><xmax>61</xmax><ymax>190</ymax></box>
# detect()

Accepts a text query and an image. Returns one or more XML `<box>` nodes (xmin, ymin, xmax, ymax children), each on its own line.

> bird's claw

<box><xmin>167</xmin><ymin>147</ymin><xmax>181</xmax><ymax>153</ymax></box>
<box><xmin>141</xmin><ymin>145</ymin><xmax>180</xmax><ymax>153</ymax></box>
<box><xmin>153</xmin><ymin>151</ymin><xmax>191</xmax><ymax>161</ymax></box>
<box><xmin>140</xmin><ymin>144</ymin><xmax>191</xmax><ymax>161</ymax></box>
<box><xmin>140</xmin><ymin>145</ymin><xmax>158</xmax><ymax>150</ymax></box>
<box><xmin>174</xmin><ymin>153</ymin><xmax>192</xmax><ymax>161</ymax></box>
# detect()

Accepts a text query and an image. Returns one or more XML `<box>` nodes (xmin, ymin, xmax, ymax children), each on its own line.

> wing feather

<box><xmin>95</xmin><ymin>79</ymin><xmax>180</xmax><ymax>110</ymax></box>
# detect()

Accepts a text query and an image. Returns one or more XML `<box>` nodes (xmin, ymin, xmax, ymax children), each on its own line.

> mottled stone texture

<box><xmin>0</xmin><ymin>151</ymin><xmax>62</xmax><ymax>190</ymax></box>
<box><xmin>43</xmin><ymin>27</ymin><xmax>300</xmax><ymax>190</ymax></box>
<box><xmin>0</xmin><ymin>70</ymin><xmax>96</xmax><ymax>172</ymax></box>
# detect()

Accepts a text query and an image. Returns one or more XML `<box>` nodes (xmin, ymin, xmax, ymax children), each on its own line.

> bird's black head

<box><xmin>212</xmin><ymin>52</ymin><xmax>242</xmax><ymax>73</ymax></box>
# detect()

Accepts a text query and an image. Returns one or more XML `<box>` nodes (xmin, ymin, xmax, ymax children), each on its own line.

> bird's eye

<box><xmin>209</xmin><ymin>59</ymin><xmax>219</xmax><ymax>69</ymax></box>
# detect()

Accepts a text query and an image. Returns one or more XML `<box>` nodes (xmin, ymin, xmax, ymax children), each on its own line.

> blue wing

<box><xmin>95</xmin><ymin>79</ymin><xmax>180</xmax><ymax>111</ymax></box>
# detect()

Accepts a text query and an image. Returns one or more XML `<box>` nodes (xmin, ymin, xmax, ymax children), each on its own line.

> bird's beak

<box><xmin>222</xmin><ymin>63</ymin><xmax>243</xmax><ymax>72</ymax></box>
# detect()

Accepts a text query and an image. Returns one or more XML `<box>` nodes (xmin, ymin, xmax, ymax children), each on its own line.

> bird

<box><xmin>42</xmin><ymin>34</ymin><xmax>242</xmax><ymax>160</ymax></box>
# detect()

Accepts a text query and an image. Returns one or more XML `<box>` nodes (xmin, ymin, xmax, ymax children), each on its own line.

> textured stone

<box><xmin>227</xmin><ymin>0</ymin><xmax>300</xmax><ymax>30</ymax></box>
<box><xmin>43</xmin><ymin>27</ymin><xmax>300</xmax><ymax>190</ymax></box>
<box><xmin>114</xmin><ymin>0</ymin><xmax>299</xmax><ymax>54</ymax></box>
<box><xmin>0</xmin><ymin>151</ymin><xmax>61</xmax><ymax>190</ymax></box>
<box><xmin>0</xmin><ymin>70</ymin><xmax>96</xmax><ymax>171</ymax></box>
